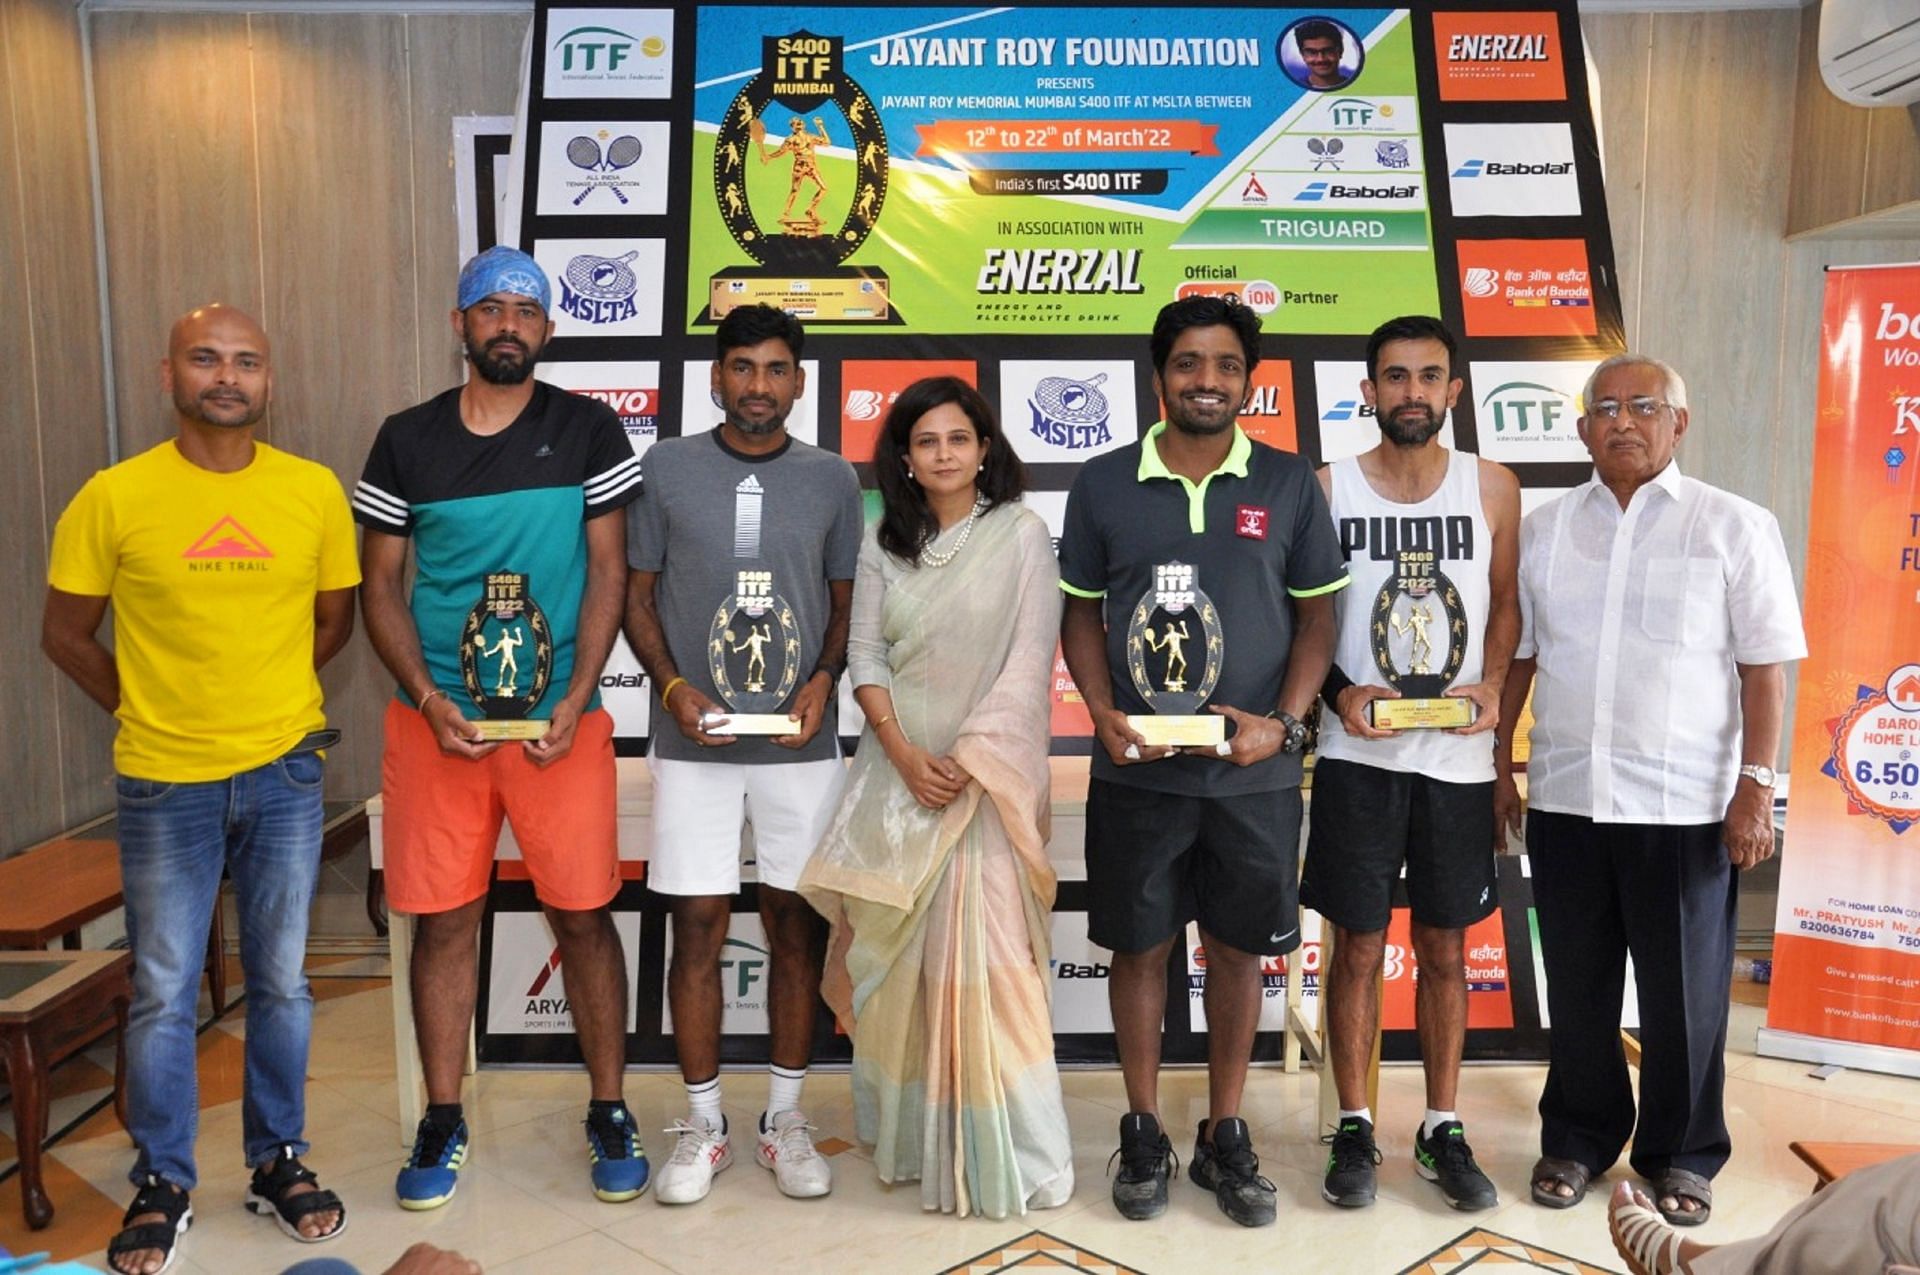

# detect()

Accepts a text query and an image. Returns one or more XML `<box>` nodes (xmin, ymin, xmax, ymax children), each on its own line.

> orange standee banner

<box><xmin>1765</xmin><ymin>264</ymin><xmax>1920</xmax><ymax>1073</ymax></box>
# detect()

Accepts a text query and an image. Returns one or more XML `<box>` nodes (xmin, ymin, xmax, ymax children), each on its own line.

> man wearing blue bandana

<box><xmin>356</xmin><ymin>246</ymin><xmax>648</xmax><ymax>1209</ymax></box>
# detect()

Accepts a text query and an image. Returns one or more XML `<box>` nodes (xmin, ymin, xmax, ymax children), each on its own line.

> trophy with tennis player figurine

<box><xmin>1124</xmin><ymin>562</ymin><xmax>1227</xmax><ymax>747</ymax></box>
<box><xmin>704</xmin><ymin>569</ymin><xmax>806</xmax><ymax>734</ymax></box>
<box><xmin>459</xmin><ymin>571</ymin><xmax>555</xmax><ymax>740</ymax></box>
<box><xmin>1366</xmin><ymin>549</ymin><xmax>1474</xmax><ymax>729</ymax></box>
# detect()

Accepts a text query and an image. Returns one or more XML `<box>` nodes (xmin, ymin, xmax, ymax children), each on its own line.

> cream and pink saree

<box><xmin>799</xmin><ymin>503</ymin><xmax>1073</xmax><ymax>1218</ymax></box>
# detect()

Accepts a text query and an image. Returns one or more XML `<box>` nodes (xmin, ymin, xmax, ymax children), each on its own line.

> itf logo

<box><xmin>1468</xmin><ymin>360</ymin><xmax>1596</xmax><ymax>463</ymax></box>
<box><xmin>544</xmin><ymin>8</ymin><xmax>673</xmax><ymax>99</ymax></box>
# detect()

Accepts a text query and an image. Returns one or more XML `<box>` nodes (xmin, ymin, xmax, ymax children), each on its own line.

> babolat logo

<box><xmin>599</xmin><ymin>672</ymin><xmax>646</xmax><ymax>689</ymax></box>
<box><xmin>1448</xmin><ymin>33</ymin><xmax>1552</xmax><ymax>62</ymax></box>
<box><xmin>1481</xmin><ymin>380</ymin><xmax>1574</xmax><ymax>433</ymax></box>
<box><xmin>1323</xmin><ymin>400</ymin><xmax>1377</xmax><ymax>423</ymax></box>
<box><xmin>1297</xmin><ymin>181</ymin><xmax>1416</xmax><ymax>201</ymax></box>
<box><xmin>1452</xmin><ymin>158</ymin><xmax>1574</xmax><ymax>178</ymax></box>
<box><xmin>1051</xmin><ymin>958</ymin><xmax>1111</xmax><ymax>979</ymax></box>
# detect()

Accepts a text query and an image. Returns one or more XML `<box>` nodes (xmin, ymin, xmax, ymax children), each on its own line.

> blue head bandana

<box><xmin>457</xmin><ymin>246</ymin><xmax>551</xmax><ymax>312</ymax></box>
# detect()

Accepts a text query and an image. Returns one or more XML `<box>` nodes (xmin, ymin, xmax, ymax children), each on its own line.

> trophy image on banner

<box><xmin>1367</xmin><ymin>549</ymin><xmax>1472</xmax><ymax>729</ymax></box>
<box><xmin>1125</xmin><ymin>562</ymin><xmax>1226</xmax><ymax>746</ymax></box>
<box><xmin>705</xmin><ymin>568</ymin><xmax>805</xmax><ymax>734</ymax></box>
<box><xmin>460</xmin><ymin>571</ymin><xmax>555</xmax><ymax>740</ymax></box>
<box><xmin>704</xmin><ymin>30</ymin><xmax>893</xmax><ymax>324</ymax></box>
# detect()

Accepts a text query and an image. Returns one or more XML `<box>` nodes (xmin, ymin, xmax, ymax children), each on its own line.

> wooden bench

<box><xmin>1790</xmin><ymin>1140</ymin><xmax>1920</xmax><ymax>1190</ymax></box>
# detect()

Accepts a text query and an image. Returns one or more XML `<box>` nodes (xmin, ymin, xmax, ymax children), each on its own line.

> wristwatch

<box><xmin>1274</xmin><ymin>710</ymin><xmax>1310</xmax><ymax>756</ymax></box>
<box><xmin>1738</xmin><ymin>763</ymin><xmax>1777</xmax><ymax>789</ymax></box>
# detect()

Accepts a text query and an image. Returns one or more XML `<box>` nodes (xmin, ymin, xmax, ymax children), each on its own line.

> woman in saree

<box><xmin>798</xmin><ymin>376</ymin><xmax>1074</xmax><ymax>1218</ymax></box>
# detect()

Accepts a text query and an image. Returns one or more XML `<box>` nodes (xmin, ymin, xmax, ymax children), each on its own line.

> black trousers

<box><xmin>1527</xmin><ymin>809</ymin><xmax>1738</xmax><ymax>1181</ymax></box>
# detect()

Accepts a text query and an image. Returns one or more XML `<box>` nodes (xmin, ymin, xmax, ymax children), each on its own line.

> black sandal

<box><xmin>1652</xmin><ymin>1167</ymin><xmax>1712</xmax><ymax>1226</ymax></box>
<box><xmin>1530</xmin><ymin>1154</ymin><xmax>1591</xmax><ymax>1208</ymax></box>
<box><xmin>107</xmin><ymin>1174</ymin><xmax>192</xmax><ymax>1275</ymax></box>
<box><xmin>244</xmin><ymin>1145</ymin><xmax>348</xmax><ymax>1243</ymax></box>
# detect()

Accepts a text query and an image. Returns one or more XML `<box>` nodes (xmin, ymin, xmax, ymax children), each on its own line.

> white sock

<box><xmin>766</xmin><ymin>1064</ymin><xmax>806</xmax><ymax>1126</ymax></box>
<box><xmin>1340</xmin><ymin>1107</ymin><xmax>1373</xmax><ymax>1126</ymax></box>
<box><xmin>1424</xmin><ymin>1108</ymin><xmax>1458</xmax><ymax>1139</ymax></box>
<box><xmin>686</xmin><ymin>1076</ymin><xmax>723</xmax><ymax>1131</ymax></box>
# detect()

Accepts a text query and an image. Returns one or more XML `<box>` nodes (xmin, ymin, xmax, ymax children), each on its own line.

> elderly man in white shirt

<box><xmin>1493</xmin><ymin>353</ymin><xmax>1807</xmax><ymax>1229</ymax></box>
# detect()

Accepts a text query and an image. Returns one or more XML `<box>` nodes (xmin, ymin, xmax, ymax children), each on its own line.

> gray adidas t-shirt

<box><xmin>628</xmin><ymin>428</ymin><xmax>863</xmax><ymax>764</ymax></box>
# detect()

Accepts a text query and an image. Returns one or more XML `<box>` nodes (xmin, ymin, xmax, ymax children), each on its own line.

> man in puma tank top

<box><xmin>1300</xmin><ymin>315</ymin><xmax>1521</xmax><ymax>1214</ymax></box>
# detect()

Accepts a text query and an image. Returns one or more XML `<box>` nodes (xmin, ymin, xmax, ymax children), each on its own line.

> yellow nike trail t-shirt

<box><xmin>48</xmin><ymin>440</ymin><xmax>362</xmax><ymax>782</ymax></box>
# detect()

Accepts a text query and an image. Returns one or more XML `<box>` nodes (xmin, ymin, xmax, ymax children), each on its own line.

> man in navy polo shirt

<box><xmin>1060</xmin><ymin>295</ymin><xmax>1348</xmax><ymax>1228</ymax></box>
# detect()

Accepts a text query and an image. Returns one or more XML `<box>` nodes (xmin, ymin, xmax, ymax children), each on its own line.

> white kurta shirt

<box><xmin>1516</xmin><ymin>461</ymin><xmax>1807</xmax><ymax>824</ymax></box>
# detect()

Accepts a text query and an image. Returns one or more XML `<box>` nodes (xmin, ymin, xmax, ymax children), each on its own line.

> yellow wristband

<box><xmin>661</xmin><ymin>676</ymin><xmax>688</xmax><ymax>708</ymax></box>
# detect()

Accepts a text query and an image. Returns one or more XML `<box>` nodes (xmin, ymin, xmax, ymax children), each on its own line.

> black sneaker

<box><xmin>1414</xmin><ymin>1120</ymin><xmax>1499</xmax><ymax>1210</ymax></box>
<box><xmin>1320</xmin><ymin>1115</ymin><xmax>1382</xmax><ymax>1207</ymax></box>
<box><xmin>1108</xmin><ymin>1113</ymin><xmax>1177</xmax><ymax>1220</ymax></box>
<box><xmin>1191</xmin><ymin>1117</ymin><xmax>1277</xmax><ymax>1228</ymax></box>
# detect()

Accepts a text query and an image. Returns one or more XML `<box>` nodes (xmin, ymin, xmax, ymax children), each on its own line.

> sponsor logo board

<box><xmin>536</xmin><ymin>121</ymin><xmax>672</xmax><ymax>216</ymax></box>
<box><xmin>544</xmin><ymin>8</ymin><xmax>674</xmax><ymax>100</ymax></box>
<box><xmin>1188</xmin><ymin>916</ymin><xmax>1322</xmax><ymax>1033</ymax></box>
<box><xmin>1445</xmin><ymin>123</ymin><xmax>1580</xmax><ymax>218</ymax></box>
<box><xmin>837</xmin><ymin>360</ymin><xmax>977</xmax><ymax>462</ymax></box>
<box><xmin>1248</xmin><ymin>134</ymin><xmax>1426</xmax><ymax>176</ymax></box>
<box><xmin>1433</xmin><ymin>11</ymin><xmax>1566</xmax><ymax>101</ymax></box>
<box><xmin>680</xmin><ymin>360</ymin><xmax>820</xmax><ymax>446</ymax></box>
<box><xmin>999</xmin><ymin>361</ymin><xmax>1138</xmax><ymax>463</ymax></box>
<box><xmin>1049</xmin><ymin>912</ymin><xmax>1116</xmax><ymax>1033</ymax></box>
<box><xmin>533</xmin><ymin>238</ymin><xmax>666</xmax><ymax>338</ymax></box>
<box><xmin>1470</xmin><ymin>360</ymin><xmax>1597</xmax><ymax>463</ymax></box>
<box><xmin>537</xmin><ymin>360</ymin><xmax>660</xmax><ymax>457</ymax></box>
<box><xmin>1296</xmin><ymin>96</ymin><xmax>1417</xmax><ymax>136</ymax></box>
<box><xmin>1457</xmin><ymin>239</ymin><xmax>1595</xmax><ymax>337</ymax></box>
<box><xmin>487</xmin><ymin>911</ymin><xmax>642</xmax><ymax>1034</ymax></box>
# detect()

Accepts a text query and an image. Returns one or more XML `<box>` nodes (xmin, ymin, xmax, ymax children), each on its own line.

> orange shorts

<box><xmin>380</xmin><ymin>699</ymin><xmax>619</xmax><ymax>914</ymax></box>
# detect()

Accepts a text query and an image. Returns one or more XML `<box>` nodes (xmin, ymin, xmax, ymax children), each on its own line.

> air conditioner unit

<box><xmin>1820</xmin><ymin>0</ymin><xmax>1920</xmax><ymax>107</ymax></box>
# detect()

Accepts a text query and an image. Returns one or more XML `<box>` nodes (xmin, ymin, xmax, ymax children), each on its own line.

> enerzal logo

<box><xmin>559</xmin><ymin>251</ymin><xmax>640</xmax><ymax>324</ymax></box>
<box><xmin>1481</xmin><ymin>380</ymin><xmax>1575</xmax><ymax>433</ymax></box>
<box><xmin>1029</xmin><ymin>373</ymin><xmax>1113</xmax><ymax>449</ymax></box>
<box><xmin>1453</xmin><ymin>157</ymin><xmax>1573</xmax><ymax>178</ymax></box>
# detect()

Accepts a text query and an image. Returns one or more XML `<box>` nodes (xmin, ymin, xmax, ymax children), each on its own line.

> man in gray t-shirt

<box><xmin>623</xmin><ymin>305</ymin><xmax>861</xmax><ymax>1207</ymax></box>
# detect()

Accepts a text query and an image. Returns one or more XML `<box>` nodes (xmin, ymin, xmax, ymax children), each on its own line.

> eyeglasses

<box><xmin>1588</xmin><ymin>397</ymin><xmax>1673</xmax><ymax>421</ymax></box>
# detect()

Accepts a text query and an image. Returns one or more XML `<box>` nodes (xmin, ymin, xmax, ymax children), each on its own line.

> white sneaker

<box><xmin>655</xmin><ymin>1118</ymin><xmax>732</xmax><ymax>1204</ymax></box>
<box><xmin>755</xmin><ymin>1110</ymin><xmax>832</xmax><ymax>1198</ymax></box>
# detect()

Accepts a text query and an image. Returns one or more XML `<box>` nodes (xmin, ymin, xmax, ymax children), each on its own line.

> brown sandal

<box><xmin>1652</xmin><ymin>1167</ymin><xmax>1712</xmax><ymax>1226</ymax></box>
<box><xmin>1530</xmin><ymin>1154</ymin><xmax>1591</xmax><ymax>1208</ymax></box>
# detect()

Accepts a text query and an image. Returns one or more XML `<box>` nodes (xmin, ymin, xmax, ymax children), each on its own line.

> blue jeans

<box><xmin>116</xmin><ymin>748</ymin><xmax>326</xmax><ymax>1189</ymax></box>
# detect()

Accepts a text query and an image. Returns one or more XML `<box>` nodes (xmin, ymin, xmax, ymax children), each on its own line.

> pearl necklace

<box><xmin>919</xmin><ymin>496</ymin><xmax>989</xmax><ymax>568</ymax></box>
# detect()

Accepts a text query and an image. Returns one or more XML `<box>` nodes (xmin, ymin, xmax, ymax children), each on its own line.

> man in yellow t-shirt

<box><xmin>40</xmin><ymin>304</ymin><xmax>358</xmax><ymax>1274</ymax></box>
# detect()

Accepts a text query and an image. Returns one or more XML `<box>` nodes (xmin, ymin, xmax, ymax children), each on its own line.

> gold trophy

<box><xmin>705</xmin><ymin>569</ymin><xmax>805</xmax><ymax>734</ymax></box>
<box><xmin>1125</xmin><ymin>562</ymin><xmax>1227</xmax><ymax>746</ymax></box>
<box><xmin>704</xmin><ymin>31</ymin><xmax>894</xmax><ymax>324</ymax></box>
<box><xmin>459</xmin><ymin>572</ymin><xmax>555</xmax><ymax>740</ymax></box>
<box><xmin>1367</xmin><ymin>550</ymin><xmax>1474</xmax><ymax>729</ymax></box>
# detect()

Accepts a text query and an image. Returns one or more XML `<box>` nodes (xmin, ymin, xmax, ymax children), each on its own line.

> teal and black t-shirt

<box><xmin>353</xmin><ymin>383</ymin><xmax>642</xmax><ymax>714</ymax></box>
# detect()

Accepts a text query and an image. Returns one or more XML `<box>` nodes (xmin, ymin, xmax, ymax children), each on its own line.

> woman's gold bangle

<box><xmin>872</xmin><ymin>714</ymin><xmax>896</xmax><ymax>733</ymax></box>
<box><xmin>661</xmin><ymin>676</ymin><xmax>688</xmax><ymax>707</ymax></box>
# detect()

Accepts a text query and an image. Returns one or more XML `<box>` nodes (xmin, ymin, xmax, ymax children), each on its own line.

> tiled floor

<box><xmin>2</xmin><ymin>966</ymin><xmax>1913</xmax><ymax>1274</ymax></box>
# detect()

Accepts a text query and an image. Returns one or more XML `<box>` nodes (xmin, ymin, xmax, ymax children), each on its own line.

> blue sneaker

<box><xmin>586</xmin><ymin>1104</ymin><xmax>650</xmax><ymax>1202</ymax></box>
<box><xmin>396</xmin><ymin>1116</ymin><xmax>468</xmax><ymax>1211</ymax></box>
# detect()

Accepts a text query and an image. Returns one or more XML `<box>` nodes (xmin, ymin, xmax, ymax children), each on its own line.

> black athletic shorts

<box><xmin>1300</xmin><ymin>756</ymin><xmax>1497</xmax><ymax>933</ymax></box>
<box><xmin>1085</xmin><ymin>778</ymin><xmax>1303</xmax><ymax>957</ymax></box>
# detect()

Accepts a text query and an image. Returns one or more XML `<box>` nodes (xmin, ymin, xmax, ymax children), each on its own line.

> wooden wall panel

<box><xmin>250</xmin><ymin>13</ymin><xmax>419</xmax><ymax>799</ymax></box>
<box><xmin>5</xmin><ymin>0</ymin><xmax>118</xmax><ymax>835</ymax></box>
<box><xmin>1632</xmin><ymin>9</ymin><xmax>1798</xmax><ymax>512</ymax></box>
<box><xmin>1862</xmin><ymin>108</ymin><xmax>1920</xmax><ymax>215</ymax></box>
<box><xmin>406</xmin><ymin>13</ymin><xmax>530</xmax><ymax>400</ymax></box>
<box><xmin>91</xmin><ymin>12</ymin><xmax>263</xmax><ymax>459</ymax></box>
<box><xmin>1580</xmin><ymin>14</ymin><xmax>1649</xmax><ymax>345</ymax></box>
<box><xmin>1786</xmin><ymin>2</ymin><xmax>1869</xmax><ymax>237</ymax></box>
<box><xmin>0</xmin><ymin>4</ymin><xmax>66</xmax><ymax>850</ymax></box>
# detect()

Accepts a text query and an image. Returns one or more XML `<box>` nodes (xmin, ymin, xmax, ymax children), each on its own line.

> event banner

<box><xmin>1769</xmin><ymin>265</ymin><xmax>1920</xmax><ymax>1061</ymax></box>
<box><xmin>510</xmin><ymin>0</ymin><xmax>1626</xmax><ymax>755</ymax></box>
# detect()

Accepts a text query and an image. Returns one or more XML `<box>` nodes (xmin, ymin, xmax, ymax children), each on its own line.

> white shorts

<box><xmin>645</xmin><ymin>756</ymin><xmax>847</xmax><ymax>895</ymax></box>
